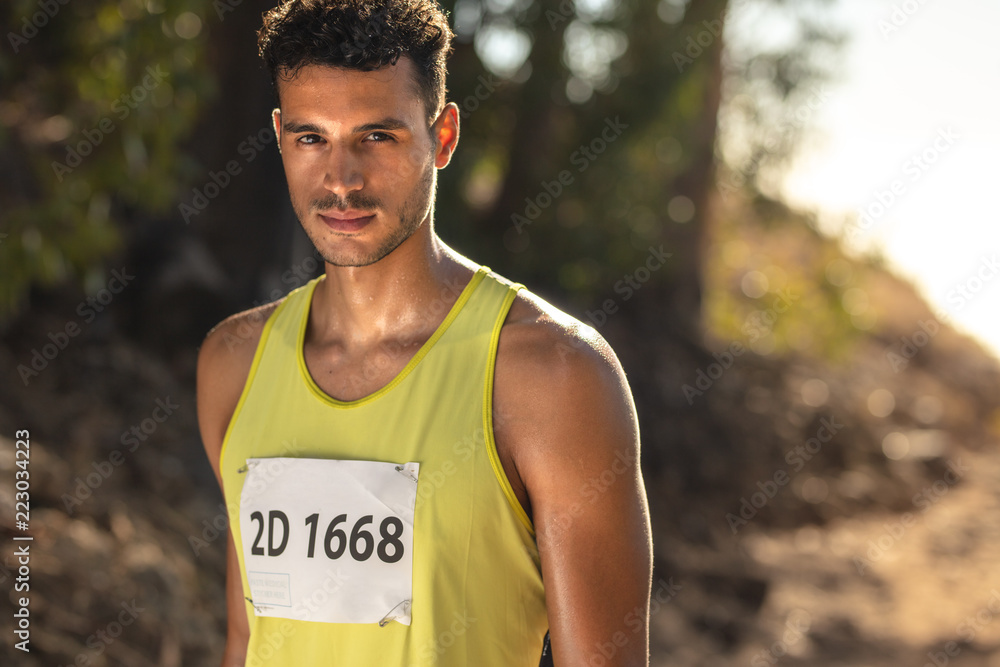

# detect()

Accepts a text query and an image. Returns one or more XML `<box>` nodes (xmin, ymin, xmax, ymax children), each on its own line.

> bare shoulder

<box><xmin>493</xmin><ymin>286</ymin><xmax>651</xmax><ymax>667</ymax></box>
<box><xmin>492</xmin><ymin>286</ymin><xmax>639</xmax><ymax>491</ymax></box>
<box><xmin>196</xmin><ymin>299</ymin><xmax>284</xmax><ymax>481</ymax></box>
<box><xmin>495</xmin><ymin>287</ymin><xmax>633</xmax><ymax>406</ymax></box>
<box><xmin>199</xmin><ymin>299</ymin><xmax>284</xmax><ymax>370</ymax></box>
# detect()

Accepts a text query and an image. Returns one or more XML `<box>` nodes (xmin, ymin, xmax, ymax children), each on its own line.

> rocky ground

<box><xmin>648</xmin><ymin>442</ymin><xmax>1000</xmax><ymax>667</ymax></box>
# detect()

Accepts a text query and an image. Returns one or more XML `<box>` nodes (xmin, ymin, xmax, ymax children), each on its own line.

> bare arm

<box><xmin>196</xmin><ymin>305</ymin><xmax>279</xmax><ymax>667</ymax></box>
<box><xmin>495</xmin><ymin>307</ymin><xmax>653</xmax><ymax>667</ymax></box>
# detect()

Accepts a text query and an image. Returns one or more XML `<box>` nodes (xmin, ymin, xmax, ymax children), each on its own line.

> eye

<box><xmin>296</xmin><ymin>134</ymin><xmax>323</xmax><ymax>145</ymax></box>
<box><xmin>365</xmin><ymin>132</ymin><xmax>395</xmax><ymax>143</ymax></box>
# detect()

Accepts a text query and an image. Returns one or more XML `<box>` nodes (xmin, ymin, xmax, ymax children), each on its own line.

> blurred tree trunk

<box><xmin>184</xmin><ymin>0</ymin><xmax>293</xmax><ymax>300</ymax></box>
<box><xmin>440</xmin><ymin>0</ymin><xmax>730</xmax><ymax>340</ymax></box>
<box><xmin>127</xmin><ymin>1</ymin><xmax>298</xmax><ymax>358</ymax></box>
<box><xmin>475</xmin><ymin>0</ymin><xmax>567</xmax><ymax>257</ymax></box>
<box><xmin>662</xmin><ymin>0</ymin><xmax>728</xmax><ymax>338</ymax></box>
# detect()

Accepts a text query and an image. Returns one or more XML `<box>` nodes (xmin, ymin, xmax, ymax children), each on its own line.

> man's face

<box><xmin>273</xmin><ymin>58</ymin><xmax>458</xmax><ymax>267</ymax></box>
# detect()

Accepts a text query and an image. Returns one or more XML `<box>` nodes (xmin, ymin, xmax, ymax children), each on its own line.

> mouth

<box><xmin>318</xmin><ymin>210</ymin><xmax>375</xmax><ymax>233</ymax></box>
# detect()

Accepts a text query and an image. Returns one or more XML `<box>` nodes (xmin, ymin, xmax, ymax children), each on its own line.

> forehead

<box><xmin>277</xmin><ymin>58</ymin><xmax>425</xmax><ymax>124</ymax></box>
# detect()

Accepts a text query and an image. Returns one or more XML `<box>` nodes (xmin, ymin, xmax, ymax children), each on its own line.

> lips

<box><xmin>318</xmin><ymin>210</ymin><xmax>375</xmax><ymax>233</ymax></box>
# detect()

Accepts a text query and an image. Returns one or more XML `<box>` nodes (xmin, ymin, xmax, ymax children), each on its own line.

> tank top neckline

<box><xmin>295</xmin><ymin>265</ymin><xmax>489</xmax><ymax>409</ymax></box>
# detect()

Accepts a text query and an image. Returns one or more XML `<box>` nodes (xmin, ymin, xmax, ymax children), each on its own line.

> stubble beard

<box><xmin>295</xmin><ymin>159</ymin><xmax>436</xmax><ymax>268</ymax></box>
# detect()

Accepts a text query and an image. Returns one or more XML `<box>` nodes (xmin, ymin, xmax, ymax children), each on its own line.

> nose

<box><xmin>322</xmin><ymin>143</ymin><xmax>364</xmax><ymax>198</ymax></box>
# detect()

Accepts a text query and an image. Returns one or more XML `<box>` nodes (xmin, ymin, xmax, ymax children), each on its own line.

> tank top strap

<box><xmin>432</xmin><ymin>266</ymin><xmax>524</xmax><ymax>349</ymax></box>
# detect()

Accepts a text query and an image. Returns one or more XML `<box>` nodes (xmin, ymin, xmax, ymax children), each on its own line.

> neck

<box><xmin>309</xmin><ymin>225</ymin><xmax>475</xmax><ymax>349</ymax></box>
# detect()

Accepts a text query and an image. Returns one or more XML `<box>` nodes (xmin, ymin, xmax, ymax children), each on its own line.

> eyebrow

<box><xmin>282</xmin><ymin>117</ymin><xmax>411</xmax><ymax>135</ymax></box>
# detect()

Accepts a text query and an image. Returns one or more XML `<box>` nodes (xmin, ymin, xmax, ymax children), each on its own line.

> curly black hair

<box><xmin>258</xmin><ymin>0</ymin><xmax>454</xmax><ymax>125</ymax></box>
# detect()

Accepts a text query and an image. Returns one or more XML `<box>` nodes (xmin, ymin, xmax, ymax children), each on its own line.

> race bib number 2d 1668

<box><xmin>239</xmin><ymin>457</ymin><xmax>420</xmax><ymax>625</ymax></box>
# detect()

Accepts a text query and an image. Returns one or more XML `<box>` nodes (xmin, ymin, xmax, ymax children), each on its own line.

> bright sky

<box><xmin>774</xmin><ymin>0</ymin><xmax>1000</xmax><ymax>359</ymax></box>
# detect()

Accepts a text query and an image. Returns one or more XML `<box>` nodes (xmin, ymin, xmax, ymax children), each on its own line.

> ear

<box><xmin>431</xmin><ymin>102</ymin><xmax>459</xmax><ymax>169</ymax></box>
<box><xmin>272</xmin><ymin>108</ymin><xmax>282</xmax><ymax>154</ymax></box>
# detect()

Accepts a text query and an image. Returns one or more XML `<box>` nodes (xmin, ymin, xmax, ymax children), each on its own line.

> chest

<box><xmin>302</xmin><ymin>336</ymin><xmax>428</xmax><ymax>402</ymax></box>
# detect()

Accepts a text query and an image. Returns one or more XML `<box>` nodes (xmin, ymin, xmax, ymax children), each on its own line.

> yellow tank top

<box><xmin>220</xmin><ymin>266</ymin><xmax>548</xmax><ymax>666</ymax></box>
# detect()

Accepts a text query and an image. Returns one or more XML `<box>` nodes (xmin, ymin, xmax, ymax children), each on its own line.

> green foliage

<box><xmin>0</xmin><ymin>0</ymin><xmax>213</xmax><ymax>317</ymax></box>
<box><xmin>435</xmin><ymin>0</ymin><xmax>732</xmax><ymax>304</ymax></box>
<box><xmin>433</xmin><ymin>0</ymin><xmax>842</xmax><ymax>323</ymax></box>
<box><xmin>703</xmin><ymin>190</ymin><xmax>865</xmax><ymax>362</ymax></box>
<box><xmin>0</xmin><ymin>0</ymin><xmax>845</xmax><ymax>331</ymax></box>
<box><xmin>716</xmin><ymin>0</ymin><xmax>846</xmax><ymax>197</ymax></box>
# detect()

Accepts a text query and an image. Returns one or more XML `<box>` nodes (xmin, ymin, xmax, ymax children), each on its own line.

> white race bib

<box><xmin>238</xmin><ymin>457</ymin><xmax>420</xmax><ymax>625</ymax></box>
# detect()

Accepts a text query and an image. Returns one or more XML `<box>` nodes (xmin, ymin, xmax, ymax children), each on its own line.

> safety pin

<box><xmin>394</xmin><ymin>465</ymin><xmax>418</xmax><ymax>483</ymax></box>
<box><xmin>245</xmin><ymin>597</ymin><xmax>265</xmax><ymax>614</ymax></box>
<box><xmin>378</xmin><ymin>599</ymin><xmax>411</xmax><ymax>627</ymax></box>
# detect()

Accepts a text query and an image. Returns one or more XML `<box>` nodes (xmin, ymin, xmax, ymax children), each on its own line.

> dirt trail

<box><xmin>650</xmin><ymin>445</ymin><xmax>1000</xmax><ymax>666</ymax></box>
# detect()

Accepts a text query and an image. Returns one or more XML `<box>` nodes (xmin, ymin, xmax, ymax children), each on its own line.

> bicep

<box><xmin>196</xmin><ymin>326</ymin><xmax>254</xmax><ymax>663</ymax></box>
<box><xmin>533</xmin><ymin>458</ymin><xmax>652</xmax><ymax>667</ymax></box>
<box><xmin>196</xmin><ymin>333</ymin><xmax>229</xmax><ymax>486</ymax></box>
<box><xmin>196</xmin><ymin>321</ymin><xmax>257</xmax><ymax>487</ymax></box>
<box><xmin>504</xmin><ymin>336</ymin><xmax>653</xmax><ymax>667</ymax></box>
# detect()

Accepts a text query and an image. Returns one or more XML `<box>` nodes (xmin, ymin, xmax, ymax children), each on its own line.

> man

<box><xmin>196</xmin><ymin>1</ymin><xmax>652</xmax><ymax>665</ymax></box>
